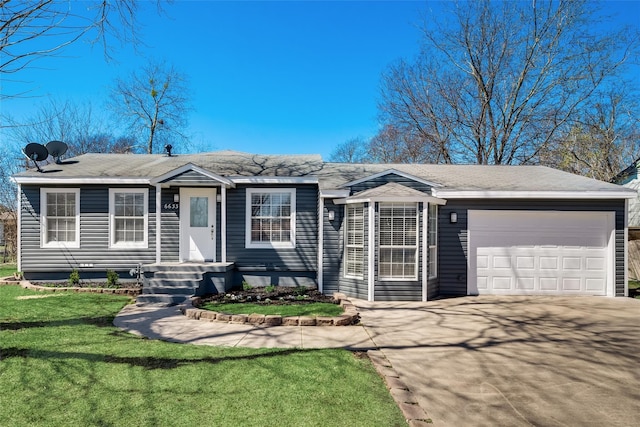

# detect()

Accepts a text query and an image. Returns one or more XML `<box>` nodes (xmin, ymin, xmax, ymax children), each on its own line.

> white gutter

<box><xmin>221</xmin><ymin>186</ymin><xmax>227</xmax><ymax>263</ymax></box>
<box><xmin>433</xmin><ymin>190</ymin><xmax>637</xmax><ymax>199</ymax></box>
<box><xmin>155</xmin><ymin>185</ymin><xmax>162</xmax><ymax>263</ymax></box>
<box><xmin>422</xmin><ymin>202</ymin><xmax>428</xmax><ymax>302</ymax></box>
<box><xmin>12</xmin><ymin>176</ymin><xmax>150</xmax><ymax>185</ymax></box>
<box><xmin>317</xmin><ymin>196</ymin><xmax>324</xmax><ymax>293</ymax></box>
<box><xmin>230</xmin><ymin>176</ymin><xmax>318</xmax><ymax>184</ymax></box>
<box><xmin>16</xmin><ymin>184</ymin><xmax>21</xmax><ymax>273</ymax></box>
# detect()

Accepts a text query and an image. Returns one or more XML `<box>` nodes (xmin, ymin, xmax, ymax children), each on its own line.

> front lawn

<box><xmin>0</xmin><ymin>263</ymin><xmax>16</xmax><ymax>278</ymax></box>
<box><xmin>0</xmin><ymin>285</ymin><xmax>405</xmax><ymax>427</ymax></box>
<box><xmin>202</xmin><ymin>301</ymin><xmax>344</xmax><ymax>317</ymax></box>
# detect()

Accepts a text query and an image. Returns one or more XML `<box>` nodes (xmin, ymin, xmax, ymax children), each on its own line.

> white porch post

<box><xmin>16</xmin><ymin>183</ymin><xmax>22</xmax><ymax>272</ymax></box>
<box><xmin>368</xmin><ymin>202</ymin><xmax>375</xmax><ymax>301</ymax></box>
<box><xmin>221</xmin><ymin>185</ymin><xmax>227</xmax><ymax>263</ymax></box>
<box><xmin>317</xmin><ymin>196</ymin><xmax>324</xmax><ymax>293</ymax></box>
<box><xmin>422</xmin><ymin>202</ymin><xmax>428</xmax><ymax>301</ymax></box>
<box><xmin>625</xmin><ymin>198</ymin><xmax>629</xmax><ymax>296</ymax></box>
<box><xmin>155</xmin><ymin>185</ymin><xmax>161</xmax><ymax>264</ymax></box>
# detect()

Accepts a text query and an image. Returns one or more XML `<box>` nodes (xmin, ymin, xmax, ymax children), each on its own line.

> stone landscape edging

<box><xmin>181</xmin><ymin>292</ymin><xmax>360</xmax><ymax>326</ymax></box>
<box><xmin>19</xmin><ymin>281</ymin><xmax>141</xmax><ymax>296</ymax></box>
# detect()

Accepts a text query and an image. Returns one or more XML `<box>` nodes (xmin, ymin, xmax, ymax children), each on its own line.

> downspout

<box><xmin>221</xmin><ymin>185</ymin><xmax>227</xmax><ymax>263</ymax></box>
<box><xmin>625</xmin><ymin>198</ymin><xmax>629</xmax><ymax>297</ymax></box>
<box><xmin>317</xmin><ymin>195</ymin><xmax>324</xmax><ymax>293</ymax></box>
<box><xmin>155</xmin><ymin>185</ymin><xmax>161</xmax><ymax>264</ymax></box>
<box><xmin>16</xmin><ymin>183</ymin><xmax>21</xmax><ymax>273</ymax></box>
<box><xmin>422</xmin><ymin>202</ymin><xmax>428</xmax><ymax>301</ymax></box>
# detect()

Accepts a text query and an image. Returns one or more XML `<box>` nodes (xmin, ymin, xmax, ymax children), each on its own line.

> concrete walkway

<box><xmin>114</xmin><ymin>303</ymin><xmax>376</xmax><ymax>350</ymax></box>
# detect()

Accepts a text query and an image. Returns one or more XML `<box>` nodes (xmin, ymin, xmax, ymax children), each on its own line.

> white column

<box><xmin>317</xmin><ymin>196</ymin><xmax>324</xmax><ymax>293</ymax></box>
<box><xmin>368</xmin><ymin>202</ymin><xmax>375</xmax><ymax>301</ymax></box>
<box><xmin>155</xmin><ymin>185</ymin><xmax>161</xmax><ymax>264</ymax></box>
<box><xmin>422</xmin><ymin>202</ymin><xmax>428</xmax><ymax>301</ymax></box>
<box><xmin>16</xmin><ymin>183</ymin><xmax>22</xmax><ymax>273</ymax></box>
<box><xmin>221</xmin><ymin>185</ymin><xmax>227</xmax><ymax>263</ymax></box>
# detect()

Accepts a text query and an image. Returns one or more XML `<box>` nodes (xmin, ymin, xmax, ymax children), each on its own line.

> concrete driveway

<box><xmin>357</xmin><ymin>296</ymin><xmax>640</xmax><ymax>426</ymax></box>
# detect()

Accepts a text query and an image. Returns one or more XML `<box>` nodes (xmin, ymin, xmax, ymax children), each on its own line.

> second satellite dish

<box><xmin>46</xmin><ymin>140</ymin><xmax>68</xmax><ymax>164</ymax></box>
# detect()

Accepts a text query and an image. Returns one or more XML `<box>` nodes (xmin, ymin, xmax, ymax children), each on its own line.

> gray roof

<box><xmin>12</xmin><ymin>150</ymin><xmax>635</xmax><ymax>197</ymax></box>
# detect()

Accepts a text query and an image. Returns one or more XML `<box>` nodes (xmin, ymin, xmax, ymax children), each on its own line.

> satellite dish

<box><xmin>46</xmin><ymin>140</ymin><xmax>68</xmax><ymax>163</ymax></box>
<box><xmin>23</xmin><ymin>143</ymin><xmax>49</xmax><ymax>172</ymax></box>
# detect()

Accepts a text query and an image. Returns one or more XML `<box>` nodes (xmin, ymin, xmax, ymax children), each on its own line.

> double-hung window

<box><xmin>246</xmin><ymin>188</ymin><xmax>296</xmax><ymax>248</ymax></box>
<box><xmin>41</xmin><ymin>188</ymin><xmax>80</xmax><ymax>248</ymax></box>
<box><xmin>344</xmin><ymin>204</ymin><xmax>364</xmax><ymax>278</ymax></box>
<box><xmin>378</xmin><ymin>202</ymin><xmax>418</xmax><ymax>280</ymax></box>
<box><xmin>109</xmin><ymin>189</ymin><xmax>148</xmax><ymax>248</ymax></box>
<box><xmin>428</xmin><ymin>204</ymin><xmax>438</xmax><ymax>279</ymax></box>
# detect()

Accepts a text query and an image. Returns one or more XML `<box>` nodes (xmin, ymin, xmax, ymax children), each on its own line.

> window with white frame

<box><xmin>344</xmin><ymin>204</ymin><xmax>364</xmax><ymax>277</ymax></box>
<box><xmin>428</xmin><ymin>204</ymin><xmax>438</xmax><ymax>278</ymax></box>
<box><xmin>109</xmin><ymin>189</ymin><xmax>148</xmax><ymax>248</ymax></box>
<box><xmin>246</xmin><ymin>188</ymin><xmax>296</xmax><ymax>248</ymax></box>
<box><xmin>378</xmin><ymin>202</ymin><xmax>418</xmax><ymax>280</ymax></box>
<box><xmin>41</xmin><ymin>188</ymin><xmax>80</xmax><ymax>248</ymax></box>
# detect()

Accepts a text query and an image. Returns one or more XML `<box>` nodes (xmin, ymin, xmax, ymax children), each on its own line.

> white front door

<box><xmin>180</xmin><ymin>188</ymin><xmax>216</xmax><ymax>262</ymax></box>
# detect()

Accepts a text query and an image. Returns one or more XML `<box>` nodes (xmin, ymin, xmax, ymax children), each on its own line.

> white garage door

<box><xmin>468</xmin><ymin>210</ymin><xmax>615</xmax><ymax>296</ymax></box>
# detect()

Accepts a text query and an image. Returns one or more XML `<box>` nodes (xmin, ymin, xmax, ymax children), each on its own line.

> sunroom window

<box><xmin>345</xmin><ymin>204</ymin><xmax>364</xmax><ymax>277</ymax></box>
<box><xmin>41</xmin><ymin>188</ymin><xmax>80</xmax><ymax>248</ymax></box>
<box><xmin>378</xmin><ymin>202</ymin><xmax>418</xmax><ymax>280</ymax></box>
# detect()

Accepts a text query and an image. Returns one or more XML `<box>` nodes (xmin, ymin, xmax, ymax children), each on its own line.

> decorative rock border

<box><xmin>19</xmin><ymin>281</ymin><xmax>141</xmax><ymax>296</ymax></box>
<box><xmin>181</xmin><ymin>292</ymin><xmax>360</xmax><ymax>326</ymax></box>
<box><xmin>367</xmin><ymin>349</ymin><xmax>433</xmax><ymax>425</ymax></box>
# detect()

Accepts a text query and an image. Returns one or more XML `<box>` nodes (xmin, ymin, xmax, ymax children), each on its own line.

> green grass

<box><xmin>0</xmin><ymin>285</ymin><xmax>405</xmax><ymax>427</ymax></box>
<box><xmin>202</xmin><ymin>301</ymin><xmax>344</xmax><ymax>317</ymax></box>
<box><xmin>0</xmin><ymin>263</ymin><xmax>17</xmax><ymax>278</ymax></box>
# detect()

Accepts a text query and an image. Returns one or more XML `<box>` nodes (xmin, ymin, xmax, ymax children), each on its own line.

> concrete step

<box><xmin>153</xmin><ymin>271</ymin><xmax>203</xmax><ymax>280</ymax></box>
<box><xmin>146</xmin><ymin>278</ymin><xmax>201</xmax><ymax>289</ymax></box>
<box><xmin>143</xmin><ymin>286</ymin><xmax>196</xmax><ymax>295</ymax></box>
<box><xmin>135</xmin><ymin>294</ymin><xmax>191</xmax><ymax>306</ymax></box>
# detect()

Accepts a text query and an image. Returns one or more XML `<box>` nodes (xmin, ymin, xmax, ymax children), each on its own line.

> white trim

<box><xmin>428</xmin><ymin>204</ymin><xmax>438</xmax><ymax>280</ymax></box>
<box><xmin>318</xmin><ymin>196</ymin><xmax>324</xmax><ymax>293</ymax></box>
<box><xmin>231</xmin><ymin>176</ymin><xmax>318</xmax><ymax>184</ymax></box>
<box><xmin>108</xmin><ymin>188</ymin><xmax>149</xmax><ymax>249</ymax></box>
<box><xmin>367</xmin><ymin>202</ymin><xmax>375</xmax><ymax>301</ymax></box>
<box><xmin>16</xmin><ymin>184</ymin><xmax>22</xmax><ymax>272</ymax></box>
<box><xmin>151</xmin><ymin>163</ymin><xmax>234</xmax><ymax>187</ymax></box>
<box><xmin>624</xmin><ymin>199</ymin><xmax>629</xmax><ymax>297</ymax></box>
<box><xmin>245</xmin><ymin>188</ymin><xmax>296</xmax><ymax>249</ymax></box>
<box><xmin>339</xmin><ymin>169</ymin><xmax>442</xmax><ymax>188</ymax></box>
<box><xmin>335</xmin><ymin>195</ymin><xmax>447</xmax><ymax>205</ymax></box>
<box><xmin>433</xmin><ymin>189</ymin><xmax>636</xmax><ymax>200</ymax></box>
<box><xmin>40</xmin><ymin>188</ymin><xmax>81</xmax><ymax>249</ymax></box>
<box><xmin>320</xmin><ymin>189</ymin><xmax>350</xmax><ymax>198</ymax></box>
<box><xmin>422</xmin><ymin>202</ymin><xmax>428</xmax><ymax>301</ymax></box>
<box><xmin>221</xmin><ymin>186</ymin><xmax>227</xmax><ymax>263</ymax></box>
<box><xmin>14</xmin><ymin>177</ymin><xmax>150</xmax><ymax>185</ymax></box>
<box><xmin>155</xmin><ymin>185</ymin><xmax>161</xmax><ymax>263</ymax></box>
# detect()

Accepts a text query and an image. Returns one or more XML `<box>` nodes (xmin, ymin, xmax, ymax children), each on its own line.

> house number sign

<box><xmin>163</xmin><ymin>203</ymin><xmax>179</xmax><ymax>210</ymax></box>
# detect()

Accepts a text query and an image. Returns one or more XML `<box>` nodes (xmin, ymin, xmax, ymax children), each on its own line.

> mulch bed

<box><xmin>200</xmin><ymin>286</ymin><xmax>338</xmax><ymax>305</ymax></box>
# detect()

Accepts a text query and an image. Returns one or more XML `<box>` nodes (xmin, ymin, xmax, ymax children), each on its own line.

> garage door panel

<box><xmin>469</xmin><ymin>210</ymin><xmax>613</xmax><ymax>296</ymax></box>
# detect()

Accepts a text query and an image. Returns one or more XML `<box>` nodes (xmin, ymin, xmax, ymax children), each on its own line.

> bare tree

<box><xmin>108</xmin><ymin>60</ymin><xmax>192</xmax><ymax>154</ymax></box>
<box><xmin>378</xmin><ymin>0</ymin><xmax>639</xmax><ymax>166</ymax></box>
<box><xmin>541</xmin><ymin>88</ymin><xmax>640</xmax><ymax>181</ymax></box>
<box><xmin>329</xmin><ymin>137</ymin><xmax>371</xmax><ymax>163</ymax></box>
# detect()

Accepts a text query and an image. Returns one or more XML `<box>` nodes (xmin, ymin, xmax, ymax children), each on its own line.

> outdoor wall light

<box><xmin>328</xmin><ymin>210</ymin><xmax>335</xmax><ymax>221</ymax></box>
<box><xmin>216</xmin><ymin>194</ymin><xmax>222</xmax><ymax>202</ymax></box>
<box><xmin>173</xmin><ymin>194</ymin><xmax>180</xmax><ymax>203</ymax></box>
<box><xmin>450</xmin><ymin>212</ymin><xmax>458</xmax><ymax>224</ymax></box>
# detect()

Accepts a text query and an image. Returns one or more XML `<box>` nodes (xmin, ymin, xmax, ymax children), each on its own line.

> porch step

<box><xmin>136</xmin><ymin>294</ymin><xmax>191</xmax><ymax>306</ymax></box>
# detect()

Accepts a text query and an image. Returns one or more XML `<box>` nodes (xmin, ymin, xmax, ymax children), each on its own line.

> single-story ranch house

<box><xmin>12</xmin><ymin>150</ymin><xmax>636</xmax><ymax>304</ymax></box>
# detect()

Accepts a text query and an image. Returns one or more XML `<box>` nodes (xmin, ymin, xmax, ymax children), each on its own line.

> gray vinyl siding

<box><xmin>160</xmin><ymin>187</ymin><xmax>180</xmax><ymax>262</ymax></box>
<box><xmin>20</xmin><ymin>185</ymin><xmax>157</xmax><ymax>278</ymax></box>
<box><xmin>438</xmin><ymin>199</ymin><xmax>626</xmax><ymax>297</ymax></box>
<box><xmin>225</xmin><ymin>184</ymin><xmax>318</xmax><ymax>275</ymax></box>
<box><xmin>350</xmin><ymin>173</ymin><xmax>432</xmax><ymax>194</ymax></box>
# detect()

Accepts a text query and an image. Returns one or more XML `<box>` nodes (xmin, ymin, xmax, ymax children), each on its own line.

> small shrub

<box><xmin>242</xmin><ymin>281</ymin><xmax>253</xmax><ymax>291</ymax></box>
<box><xmin>265</xmin><ymin>285</ymin><xmax>276</xmax><ymax>293</ymax></box>
<box><xmin>68</xmin><ymin>269</ymin><xmax>80</xmax><ymax>286</ymax></box>
<box><xmin>106</xmin><ymin>269</ymin><xmax>119</xmax><ymax>287</ymax></box>
<box><xmin>294</xmin><ymin>286</ymin><xmax>307</xmax><ymax>296</ymax></box>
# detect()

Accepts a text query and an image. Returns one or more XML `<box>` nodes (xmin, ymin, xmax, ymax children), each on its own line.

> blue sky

<box><xmin>2</xmin><ymin>0</ymin><xmax>639</xmax><ymax>159</ymax></box>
